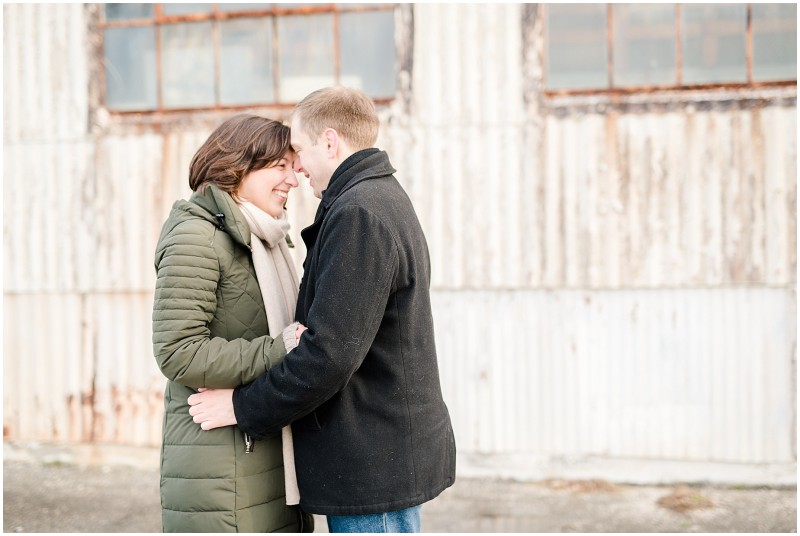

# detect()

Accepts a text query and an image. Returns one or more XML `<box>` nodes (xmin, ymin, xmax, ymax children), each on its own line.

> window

<box><xmin>545</xmin><ymin>3</ymin><xmax>796</xmax><ymax>93</ymax></box>
<box><xmin>102</xmin><ymin>3</ymin><xmax>397</xmax><ymax>112</ymax></box>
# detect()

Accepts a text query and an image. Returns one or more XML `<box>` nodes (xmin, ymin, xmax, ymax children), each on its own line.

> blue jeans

<box><xmin>327</xmin><ymin>505</ymin><xmax>422</xmax><ymax>533</ymax></box>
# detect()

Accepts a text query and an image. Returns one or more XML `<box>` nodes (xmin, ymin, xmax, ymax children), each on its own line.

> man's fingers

<box><xmin>201</xmin><ymin>420</ymin><xmax>221</xmax><ymax>431</ymax></box>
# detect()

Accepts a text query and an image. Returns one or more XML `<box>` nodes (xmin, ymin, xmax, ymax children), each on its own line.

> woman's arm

<box><xmin>152</xmin><ymin>223</ymin><xmax>287</xmax><ymax>388</ymax></box>
<box><xmin>188</xmin><ymin>323</ymin><xmax>308</xmax><ymax>429</ymax></box>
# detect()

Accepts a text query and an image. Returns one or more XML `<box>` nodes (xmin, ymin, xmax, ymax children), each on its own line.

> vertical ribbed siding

<box><xmin>435</xmin><ymin>288</ymin><xmax>795</xmax><ymax>463</ymax></box>
<box><xmin>4</xmin><ymin>294</ymin><xmax>92</xmax><ymax>443</ymax></box>
<box><xmin>3</xmin><ymin>293</ymin><xmax>164</xmax><ymax>445</ymax></box>
<box><xmin>405</xmin><ymin>4</ymin><xmax>796</xmax><ymax>291</ymax></box>
<box><xmin>3</xmin><ymin>3</ymin><xmax>89</xmax><ymax>143</ymax></box>
<box><xmin>2</xmin><ymin>3</ymin><xmax>796</xmax><ymax>478</ymax></box>
<box><xmin>3</xmin><ymin>142</ymin><xmax>95</xmax><ymax>292</ymax></box>
<box><xmin>91</xmin><ymin>293</ymin><xmax>164</xmax><ymax>446</ymax></box>
<box><xmin>405</xmin><ymin>3</ymin><xmax>527</xmax><ymax>289</ymax></box>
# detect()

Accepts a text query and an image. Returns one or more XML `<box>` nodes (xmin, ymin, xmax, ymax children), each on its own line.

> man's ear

<box><xmin>323</xmin><ymin>128</ymin><xmax>339</xmax><ymax>159</ymax></box>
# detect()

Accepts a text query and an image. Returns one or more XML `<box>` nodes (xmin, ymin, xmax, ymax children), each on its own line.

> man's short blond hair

<box><xmin>293</xmin><ymin>86</ymin><xmax>379</xmax><ymax>150</ymax></box>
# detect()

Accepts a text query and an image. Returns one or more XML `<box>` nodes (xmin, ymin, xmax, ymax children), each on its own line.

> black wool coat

<box><xmin>233</xmin><ymin>149</ymin><xmax>456</xmax><ymax>516</ymax></box>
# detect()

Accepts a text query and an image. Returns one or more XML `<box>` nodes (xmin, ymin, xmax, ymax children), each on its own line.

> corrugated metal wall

<box><xmin>4</xmin><ymin>3</ymin><xmax>796</xmax><ymax>480</ymax></box>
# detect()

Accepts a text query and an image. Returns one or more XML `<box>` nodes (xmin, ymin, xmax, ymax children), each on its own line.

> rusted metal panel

<box><xmin>3</xmin><ymin>142</ymin><xmax>96</xmax><ymax>293</ymax></box>
<box><xmin>398</xmin><ymin>105</ymin><xmax>796</xmax><ymax>290</ymax></box>
<box><xmin>3</xmin><ymin>3</ymin><xmax>89</xmax><ymax>143</ymax></box>
<box><xmin>434</xmin><ymin>288</ymin><xmax>796</xmax><ymax>463</ymax></box>
<box><xmin>90</xmin><ymin>293</ymin><xmax>164</xmax><ymax>446</ymax></box>
<box><xmin>3</xmin><ymin>293</ymin><xmax>164</xmax><ymax>446</ymax></box>
<box><xmin>3</xmin><ymin>294</ymin><xmax>94</xmax><ymax>443</ymax></box>
<box><xmin>2</xmin><ymin>2</ymin><xmax>796</xmax><ymax>480</ymax></box>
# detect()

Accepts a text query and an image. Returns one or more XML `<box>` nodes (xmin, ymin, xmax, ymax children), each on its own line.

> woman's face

<box><xmin>237</xmin><ymin>151</ymin><xmax>299</xmax><ymax>218</ymax></box>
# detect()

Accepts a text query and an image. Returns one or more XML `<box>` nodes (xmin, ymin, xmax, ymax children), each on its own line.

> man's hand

<box><xmin>187</xmin><ymin>388</ymin><xmax>237</xmax><ymax>430</ymax></box>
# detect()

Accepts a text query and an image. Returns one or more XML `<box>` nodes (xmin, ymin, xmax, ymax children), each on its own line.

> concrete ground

<box><xmin>3</xmin><ymin>443</ymin><xmax>796</xmax><ymax>533</ymax></box>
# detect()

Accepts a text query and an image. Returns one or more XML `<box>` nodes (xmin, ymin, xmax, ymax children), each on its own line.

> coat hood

<box><xmin>188</xmin><ymin>184</ymin><xmax>252</xmax><ymax>247</ymax></box>
<box><xmin>154</xmin><ymin>184</ymin><xmax>251</xmax><ymax>268</ymax></box>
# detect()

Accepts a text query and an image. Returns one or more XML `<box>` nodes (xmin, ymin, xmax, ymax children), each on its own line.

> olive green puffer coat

<box><xmin>152</xmin><ymin>184</ymin><xmax>307</xmax><ymax>533</ymax></box>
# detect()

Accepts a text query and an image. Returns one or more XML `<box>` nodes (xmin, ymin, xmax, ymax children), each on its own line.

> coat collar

<box><xmin>300</xmin><ymin>149</ymin><xmax>396</xmax><ymax>257</ymax></box>
<box><xmin>320</xmin><ymin>149</ymin><xmax>396</xmax><ymax>209</ymax></box>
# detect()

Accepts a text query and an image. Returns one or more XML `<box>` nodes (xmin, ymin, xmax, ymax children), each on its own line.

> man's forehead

<box><xmin>289</xmin><ymin>128</ymin><xmax>303</xmax><ymax>145</ymax></box>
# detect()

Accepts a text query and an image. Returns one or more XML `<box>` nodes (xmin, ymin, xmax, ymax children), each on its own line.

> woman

<box><xmin>152</xmin><ymin>114</ymin><xmax>311</xmax><ymax>532</ymax></box>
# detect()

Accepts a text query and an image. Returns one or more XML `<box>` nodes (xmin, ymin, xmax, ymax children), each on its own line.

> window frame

<box><xmin>543</xmin><ymin>3</ymin><xmax>797</xmax><ymax>97</ymax></box>
<box><xmin>99</xmin><ymin>3</ymin><xmax>398</xmax><ymax>114</ymax></box>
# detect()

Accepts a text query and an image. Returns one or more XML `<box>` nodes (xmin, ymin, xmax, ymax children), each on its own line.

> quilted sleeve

<box><xmin>152</xmin><ymin>221</ymin><xmax>286</xmax><ymax>389</ymax></box>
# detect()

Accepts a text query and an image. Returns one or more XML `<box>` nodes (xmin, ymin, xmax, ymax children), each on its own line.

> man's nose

<box><xmin>285</xmin><ymin>169</ymin><xmax>299</xmax><ymax>187</ymax></box>
<box><xmin>292</xmin><ymin>158</ymin><xmax>304</xmax><ymax>173</ymax></box>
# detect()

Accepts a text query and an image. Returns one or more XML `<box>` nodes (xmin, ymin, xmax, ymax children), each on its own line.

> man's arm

<box><xmin>188</xmin><ymin>323</ymin><xmax>308</xmax><ymax>429</ymax></box>
<box><xmin>235</xmin><ymin>204</ymin><xmax>398</xmax><ymax>439</ymax></box>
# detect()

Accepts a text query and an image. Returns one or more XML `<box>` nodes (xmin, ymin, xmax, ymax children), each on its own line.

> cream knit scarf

<box><xmin>238</xmin><ymin>201</ymin><xmax>301</xmax><ymax>506</ymax></box>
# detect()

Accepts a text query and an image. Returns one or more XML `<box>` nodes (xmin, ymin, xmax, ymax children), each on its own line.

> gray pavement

<box><xmin>3</xmin><ymin>450</ymin><xmax>797</xmax><ymax>533</ymax></box>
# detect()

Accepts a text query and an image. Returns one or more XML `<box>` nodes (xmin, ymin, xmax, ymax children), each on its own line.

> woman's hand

<box><xmin>295</xmin><ymin>323</ymin><xmax>308</xmax><ymax>341</ymax></box>
<box><xmin>187</xmin><ymin>388</ymin><xmax>237</xmax><ymax>430</ymax></box>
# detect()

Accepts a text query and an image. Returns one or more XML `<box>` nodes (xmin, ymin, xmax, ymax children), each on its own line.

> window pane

<box><xmin>163</xmin><ymin>4</ymin><xmax>213</xmax><ymax>15</ymax></box>
<box><xmin>104</xmin><ymin>26</ymin><xmax>157</xmax><ymax>111</ymax></box>
<box><xmin>340</xmin><ymin>10</ymin><xmax>395</xmax><ymax>98</ymax></box>
<box><xmin>613</xmin><ymin>4</ymin><xmax>676</xmax><ymax>87</ymax></box>
<box><xmin>682</xmin><ymin>4</ymin><xmax>746</xmax><ymax>84</ymax></box>
<box><xmin>161</xmin><ymin>22</ymin><xmax>215</xmax><ymax>108</ymax></box>
<box><xmin>220</xmin><ymin>18</ymin><xmax>274</xmax><ymax>105</ymax></box>
<box><xmin>105</xmin><ymin>3</ymin><xmax>153</xmax><ymax>21</ymax></box>
<box><xmin>217</xmin><ymin>3</ymin><xmax>272</xmax><ymax>12</ymax></box>
<box><xmin>278</xmin><ymin>14</ymin><xmax>334</xmax><ymax>102</ymax></box>
<box><xmin>752</xmin><ymin>3</ymin><xmax>797</xmax><ymax>81</ymax></box>
<box><xmin>546</xmin><ymin>4</ymin><xmax>608</xmax><ymax>90</ymax></box>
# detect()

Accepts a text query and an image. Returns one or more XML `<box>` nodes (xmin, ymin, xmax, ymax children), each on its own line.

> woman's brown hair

<box><xmin>189</xmin><ymin>114</ymin><xmax>291</xmax><ymax>194</ymax></box>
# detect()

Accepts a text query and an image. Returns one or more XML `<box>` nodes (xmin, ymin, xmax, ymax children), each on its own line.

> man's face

<box><xmin>290</xmin><ymin>117</ymin><xmax>332</xmax><ymax>199</ymax></box>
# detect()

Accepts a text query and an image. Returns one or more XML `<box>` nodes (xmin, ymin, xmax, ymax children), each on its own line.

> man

<box><xmin>188</xmin><ymin>86</ymin><xmax>456</xmax><ymax>533</ymax></box>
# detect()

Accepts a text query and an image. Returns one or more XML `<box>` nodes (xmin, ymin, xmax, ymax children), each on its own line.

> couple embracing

<box><xmin>152</xmin><ymin>86</ymin><xmax>456</xmax><ymax>533</ymax></box>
